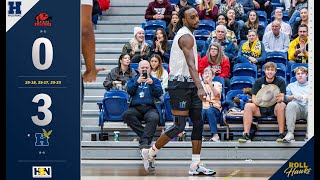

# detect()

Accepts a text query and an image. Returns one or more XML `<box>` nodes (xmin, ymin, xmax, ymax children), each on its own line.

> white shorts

<box><xmin>81</xmin><ymin>0</ymin><xmax>92</xmax><ymax>6</ymax></box>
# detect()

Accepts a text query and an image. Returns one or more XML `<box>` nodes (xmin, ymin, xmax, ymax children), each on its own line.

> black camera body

<box><xmin>142</xmin><ymin>69</ymin><xmax>148</xmax><ymax>79</ymax></box>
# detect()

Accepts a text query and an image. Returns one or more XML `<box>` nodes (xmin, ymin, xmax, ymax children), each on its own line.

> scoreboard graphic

<box><xmin>6</xmin><ymin>0</ymin><xmax>80</xmax><ymax>179</ymax></box>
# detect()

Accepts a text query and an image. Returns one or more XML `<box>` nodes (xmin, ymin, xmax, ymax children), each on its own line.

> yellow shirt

<box><xmin>202</xmin><ymin>81</ymin><xmax>222</xmax><ymax>110</ymax></box>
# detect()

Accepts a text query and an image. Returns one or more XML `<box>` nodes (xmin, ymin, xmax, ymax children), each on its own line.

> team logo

<box><xmin>35</xmin><ymin>129</ymin><xmax>53</xmax><ymax>146</ymax></box>
<box><xmin>8</xmin><ymin>1</ymin><xmax>21</xmax><ymax>16</ymax></box>
<box><xmin>283</xmin><ymin>162</ymin><xmax>312</xmax><ymax>177</ymax></box>
<box><xmin>34</xmin><ymin>13</ymin><xmax>52</xmax><ymax>26</ymax></box>
<box><xmin>32</xmin><ymin>166</ymin><xmax>52</xmax><ymax>178</ymax></box>
<box><xmin>179</xmin><ymin>101</ymin><xmax>187</xmax><ymax>109</ymax></box>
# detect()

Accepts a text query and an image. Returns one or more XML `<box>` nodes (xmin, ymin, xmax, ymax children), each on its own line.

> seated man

<box><xmin>288</xmin><ymin>24</ymin><xmax>308</xmax><ymax>69</ymax></box>
<box><xmin>123</xmin><ymin>60</ymin><xmax>164</xmax><ymax>149</ymax></box>
<box><xmin>283</xmin><ymin>66</ymin><xmax>308</xmax><ymax>142</ymax></box>
<box><xmin>262</xmin><ymin>20</ymin><xmax>290</xmax><ymax>53</ymax></box>
<box><xmin>238</xmin><ymin>62</ymin><xmax>286</xmax><ymax>143</ymax></box>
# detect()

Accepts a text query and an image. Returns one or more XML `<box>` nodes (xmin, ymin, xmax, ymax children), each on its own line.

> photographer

<box><xmin>123</xmin><ymin>60</ymin><xmax>163</xmax><ymax>149</ymax></box>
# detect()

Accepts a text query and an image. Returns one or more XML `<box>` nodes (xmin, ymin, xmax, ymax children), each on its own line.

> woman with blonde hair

<box><xmin>149</xmin><ymin>54</ymin><xmax>168</xmax><ymax>93</ymax></box>
<box><xmin>196</xmin><ymin>0</ymin><xmax>219</xmax><ymax>21</ymax></box>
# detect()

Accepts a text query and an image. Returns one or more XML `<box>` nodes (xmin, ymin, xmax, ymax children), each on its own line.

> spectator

<box><xmin>240</xmin><ymin>10</ymin><xmax>264</xmax><ymax>40</ymax></box>
<box><xmin>149</xmin><ymin>54</ymin><xmax>169</xmax><ymax>93</ymax></box>
<box><xmin>103</xmin><ymin>54</ymin><xmax>137</xmax><ymax>91</ymax></box>
<box><xmin>201</xmin><ymin>67</ymin><xmax>223</xmax><ymax>142</ymax></box>
<box><xmin>174</xmin><ymin>0</ymin><xmax>196</xmax><ymax>14</ymax></box>
<box><xmin>288</xmin><ymin>24</ymin><xmax>308</xmax><ymax>69</ymax></box>
<box><xmin>252</xmin><ymin>0</ymin><xmax>265</xmax><ymax>11</ymax></box>
<box><xmin>291</xmin><ymin>7</ymin><xmax>308</xmax><ymax>39</ymax></box>
<box><xmin>211</xmin><ymin>13</ymin><xmax>238</xmax><ymax>48</ymax></box>
<box><xmin>166</xmin><ymin>13</ymin><xmax>179</xmax><ymax>40</ymax></box>
<box><xmin>123</xmin><ymin>60</ymin><xmax>163</xmax><ymax>149</ymax></box>
<box><xmin>219</xmin><ymin>0</ymin><xmax>245</xmax><ymax>28</ymax></box>
<box><xmin>265</xmin><ymin>8</ymin><xmax>292</xmax><ymax>37</ymax></box>
<box><xmin>237</xmin><ymin>30</ymin><xmax>266</xmax><ymax>69</ymax></box>
<box><xmin>122</xmin><ymin>27</ymin><xmax>151</xmax><ymax>63</ymax></box>
<box><xmin>151</xmin><ymin>28</ymin><xmax>171</xmax><ymax>63</ymax></box>
<box><xmin>283</xmin><ymin>66</ymin><xmax>308</xmax><ymax>142</ymax></box>
<box><xmin>238</xmin><ymin>62</ymin><xmax>286</xmax><ymax>143</ymax></box>
<box><xmin>236</xmin><ymin>0</ymin><xmax>254</xmax><ymax>13</ymax></box>
<box><xmin>206</xmin><ymin>24</ymin><xmax>238</xmax><ymax>66</ymax></box>
<box><xmin>288</xmin><ymin>0</ymin><xmax>308</xmax><ymax>28</ymax></box>
<box><xmin>196</xmin><ymin>0</ymin><xmax>219</xmax><ymax>21</ymax></box>
<box><xmin>145</xmin><ymin>0</ymin><xmax>173</xmax><ymax>25</ymax></box>
<box><xmin>199</xmin><ymin>42</ymin><xmax>231</xmax><ymax>88</ymax></box>
<box><xmin>262</xmin><ymin>20</ymin><xmax>290</xmax><ymax>53</ymax></box>
<box><xmin>263</xmin><ymin>0</ymin><xmax>274</xmax><ymax>20</ymax></box>
<box><xmin>226</xmin><ymin>8</ymin><xmax>241</xmax><ymax>40</ymax></box>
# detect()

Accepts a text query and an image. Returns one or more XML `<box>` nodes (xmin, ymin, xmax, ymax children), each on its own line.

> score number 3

<box><xmin>31</xmin><ymin>37</ymin><xmax>53</xmax><ymax>126</ymax></box>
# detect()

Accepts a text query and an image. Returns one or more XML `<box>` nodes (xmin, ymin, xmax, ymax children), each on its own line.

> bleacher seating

<box><xmin>198</xmin><ymin>20</ymin><xmax>215</xmax><ymax>31</ymax></box>
<box><xmin>196</xmin><ymin>40</ymin><xmax>206</xmax><ymax>57</ymax></box>
<box><xmin>143</xmin><ymin>20</ymin><xmax>166</xmax><ymax>30</ymax></box>
<box><xmin>232</xmin><ymin>63</ymin><xmax>258</xmax><ymax>79</ymax></box>
<box><xmin>256</xmin><ymin>10</ymin><xmax>268</xmax><ymax>27</ymax></box>
<box><xmin>194</xmin><ymin>29</ymin><xmax>211</xmax><ymax>41</ymax></box>
<box><xmin>230</xmin><ymin>76</ymin><xmax>255</xmax><ymax>90</ymax></box>
<box><xmin>265</xmin><ymin>52</ymin><xmax>287</xmax><ymax>65</ymax></box>
<box><xmin>97</xmin><ymin>90</ymin><xmax>130</xmax><ymax>133</ymax></box>
<box><xmin>270</xmin><ymin>10</ymin><xmax>290</xmax><ymax>22</ymax></box>
<box><xmin>144</xmin><ymin>29</ymin><xmax>156</xmax><ymax>41</ymax></box>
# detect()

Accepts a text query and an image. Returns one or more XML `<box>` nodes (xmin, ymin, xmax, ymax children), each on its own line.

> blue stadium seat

<box><xmin>162</xmin><ymin>63</ymin><xmax>169</xmax><ymax>72</ymax></box>
<box><xmin>163</xmin><ymin>92</ymin><xmax>173</xmax><ymax>121</ymax></box>
<box><xmin>256</xmin><ymin>10</ymin><xmax>268</xmax><ymax>27</ymax></box>
<box><xmin>232</xmin><ymin>63</ymin><xmax>258</xmax><ymax>79</ymax></box>
<box><xmin>198</xmin><ymin>20</ymin><xmax>215</xmax><ymax>31</ymax></box>
<box><xmin>92</xmin><ymin>13</ymin><xmax>99</xmax><ymax>27</ymax></box>
<box><xmin>196</xmin><ymin>40</ymin><xmax>206</xmax><ymax>57</ymax></box>
<box><xmin>290</xmin><ymin>76</ymin><xmax>297</xmax><ymax>83</ymax></box>
<box><xmin>130</xmin><ymin>63</ymin><xmax>139</xmax><ymax>73</ymax></box>
<box><xmin>270</xmin><ymin>0</ymin><xmax>285</xmax><ymax>12</ymax></box>
<box><xmin>262</xmin><ymin>63</ymin><xmax>287</xmax><ymax>81</ymax></box>
<box><xmin>230</xmin><ymin>76</ymin><xmax>255</xmax><ymax>90</ymax></box>
<box><xmin>290</xmin><ymin>63</ymin><xmax>308</xmax><ymax>79</ymax></box>
<box><xmin>194</xmin><ymin>29</ymin><xmax>211</xmax><ymax>41</ymax></box>
<box><xmin>265</xmin><ymin>52</ymin><xmax>287</xmax><ymax>65</ymax></box>
<box><xmin>144</xmin><ymin>29</ymin><xmax>156</xmax><ymax>41</ymax></box>
<box><xmin>143</xmin><ymin>20</ymin><xmax>166</xmax><ymax>30</ymax></box>
<box><xmin>145</xmin><ymin>40</ymin><xmax>153</xmax><ymax>48</ymax></box>
<box><xmin>97</xmin><ymin>90</ymin><xmax>130</xmax><ymax>133</ymax></box>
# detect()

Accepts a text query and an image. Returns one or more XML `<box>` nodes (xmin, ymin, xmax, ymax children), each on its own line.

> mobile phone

<box><xmin>142</xmin><ymin>69</ymin><xmax>148</xmax><ymax>79</ymax></box>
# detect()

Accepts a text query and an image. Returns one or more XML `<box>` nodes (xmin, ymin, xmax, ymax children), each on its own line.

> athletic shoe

<box><xmin>188</xmin><ymin>162</ymin><xmax>216</xmax><ymax>175</ymax></box>
<box><xmin>238</xmin><ymin>132</ymin><xmax>250</xmax><ymax>143</ymax></box>
<box><xmin>141</xmin><ymin>148</ymin><xmax>155</xmax><ymax>173</ymax></box>
<box><xmin>276</xmin><ymin>133</ymin><xmax>285</xmax><ymax>142</ymax></box>
<box><xmin>283</xmin><ymin>132</ymin><xmax>295</xmax><ymax>143</ymax></box>
<box><xmin>209</xmin><ymin>134</ymin><xmax>220</xmax><ymax>142</ymax></box>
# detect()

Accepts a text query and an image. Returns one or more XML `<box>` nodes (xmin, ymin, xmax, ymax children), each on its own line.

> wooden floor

<box><xmin>81</xmin><ymin>160</ymin><xmax>285</xmax><ymax>179</ymax></box>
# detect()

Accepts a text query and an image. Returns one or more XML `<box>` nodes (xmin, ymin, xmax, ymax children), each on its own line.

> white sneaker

<box><xmin>209</xmin><ymin>134</ymin><xmax>220</xmax><ymax>142</ymax></box>
<box><xmin>141</xmin><ymin>148</ymin><xmax>155</xmax><ymax>173</ymax></box>
<box><xmin>188</xmin><ymin>162</ymin><xmax>216</xmax><ymax>175</ymax></box>
<box><xmin>283</xmin><ymin>132</ymin><xmax>295</xmax><ymax>143</ymax></box>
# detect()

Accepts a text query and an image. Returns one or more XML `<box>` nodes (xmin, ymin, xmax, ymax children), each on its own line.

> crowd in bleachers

<box><xmin>96</xmin><ymin>0</ymin><xmax>309</xmax><ymax>146</ymax></box>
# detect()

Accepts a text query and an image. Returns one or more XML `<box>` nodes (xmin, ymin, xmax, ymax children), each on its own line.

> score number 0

<box><xmin>31</xmin><ymin>37</ymin><xmax>53</xmax><ymax>126</ymax></box>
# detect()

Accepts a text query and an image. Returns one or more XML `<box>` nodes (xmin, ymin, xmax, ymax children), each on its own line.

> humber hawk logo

<box><xmin>283</xmin><ymin>162</ymin><xmax>312</xmax><ymax>177</ymax></box>
<box><xmin>35</xmin><ymin>129</ymin><xmax>53</xmax><ymax>146</ymax></box>
<box><xmin>8</xmin><ymin>1</ymin><xmax>22</xmax><ymax>16</ymax></box>
<box><xmin>34</xmin><ymin>13</ymin><xmax>52</xmax><ymax>26</ymax></box>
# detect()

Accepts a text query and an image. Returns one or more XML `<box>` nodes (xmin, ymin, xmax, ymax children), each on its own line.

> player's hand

<box><xmin>83</xmin><ymin>67</ymin><xmax>106</xmax><ymax>83</ymax></box>
<box><xmin>198</xmin><ymin>88</ymin><xmax>207</xmax><ymax>101</ymax></box>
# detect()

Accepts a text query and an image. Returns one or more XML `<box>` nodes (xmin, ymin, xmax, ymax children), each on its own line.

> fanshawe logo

<box><xmin>8</xmin><ymin>1</ymin><xmax>22</xmax><ymax>16</ymax></box>
<box><xmin>35</xmin><ymin>129</ymin><xmax>53</xmax><ymax>146</ymax></box>
<box><xmin>32</xmin><ymin>166</ymin><xmax>52</xmax><ymax>178</ymax></box>
<box><xmin>283</xmin><ymin>162</ymin><xmax>312</xmax><ymax>177</ymax></box>
<box><xmin>34</xmin><ymin>13</ymin><xmax>52</xmax><ymax>26</ymax></box>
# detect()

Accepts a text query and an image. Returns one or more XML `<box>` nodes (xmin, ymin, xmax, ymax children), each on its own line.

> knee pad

<box><xmin>189</xmin><ymin>109</ymin><xmax>203</xmax><ymax>140</ymax></box>
<box><xmin>165</xmin><ymin>116</ymin><xmax>187</xmax><ymax>139</ymax></box>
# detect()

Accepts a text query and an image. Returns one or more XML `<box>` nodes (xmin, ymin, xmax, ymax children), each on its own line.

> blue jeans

<box><xmin>289</xmin><ymin>10</ymin><xmax>301</xmax><ymax>28</ymax></box>
<box><xmin>237</xmin><ymin>55</ymin><xmax>251</xmax><ymax>63</ymax></box>
<box><xmin>202</xmin><ymin>107</ymin><xmax>220</xmax><ymax>134</ymax></box>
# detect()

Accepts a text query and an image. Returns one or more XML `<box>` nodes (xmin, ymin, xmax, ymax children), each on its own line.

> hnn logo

<box><xmin>35</xmin><ymin>129</ymin><xmax>52</xmax><ymax>146</ymax></box>
<box><xmin>32</xmin><ymin>166</ymin><xmax>52</xmax><ymax>178</ymax></box>
<box><xmin>8</xmin><ymin>1</ymin><xmax>21</xmax><ymax>16</ymax></box>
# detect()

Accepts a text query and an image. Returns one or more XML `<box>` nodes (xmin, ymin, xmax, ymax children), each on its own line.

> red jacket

<box><xmin>198</xmin><ymin>56</ymin><xmax>230</xmax><ymax>78</ymax></box>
